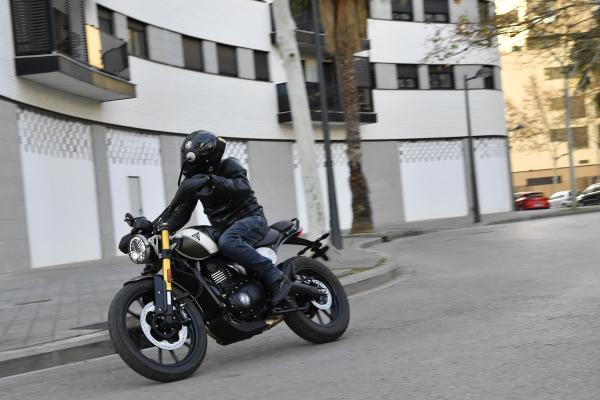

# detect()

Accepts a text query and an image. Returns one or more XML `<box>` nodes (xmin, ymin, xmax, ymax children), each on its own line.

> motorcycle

<box><xmin>108</xmin><ymin>178</ymin><xmax>350</xmax><ymax>382</ymax></box>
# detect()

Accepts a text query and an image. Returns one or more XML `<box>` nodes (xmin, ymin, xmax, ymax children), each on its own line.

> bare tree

<box><xmin>507</xmin><ymin>77</ymin><xmax>568</xmax><ymax>194</ymax></box>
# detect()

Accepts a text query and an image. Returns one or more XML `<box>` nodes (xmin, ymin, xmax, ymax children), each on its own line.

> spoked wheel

<box><xmin>108</xmin><ymin>279</ymin><xmax>207</xmax><ymax>382</ymax></box>
<box><xmin>284</xmin><ymin>257</ymin><xmax>350</xmax><ymax>344</ymax></box>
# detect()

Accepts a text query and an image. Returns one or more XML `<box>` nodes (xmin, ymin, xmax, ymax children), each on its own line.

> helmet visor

<box><xmin>196</xmin><ymin>141</ymin><xmax>216</xmax><ymax>155</ymax></box>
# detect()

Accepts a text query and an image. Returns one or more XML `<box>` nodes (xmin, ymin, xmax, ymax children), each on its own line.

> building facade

<box><xmin>0</xmin><ymin>0</ymin><xmax>510</xmax><ymax>272</ymax></box>
<box><xmin>497</xmin><ymin>0</ymin><xmax>600</xmax><ymax>195</ymax></box>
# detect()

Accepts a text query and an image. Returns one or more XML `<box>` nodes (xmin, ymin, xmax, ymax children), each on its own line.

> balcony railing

<box><xmin>9</xmin><ymin>0</ymin><xmax>135</xmax><ymax>101</ymax></box>
<box><xmin>276</xmin><ymin>82</ymin><xmax>377</xmax><ymax>124</ymax></box>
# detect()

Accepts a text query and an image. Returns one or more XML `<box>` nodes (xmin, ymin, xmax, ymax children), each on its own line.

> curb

<box><xmin>484</xmin><ymin>206</ymin><xmax>600</xmax><ymax>226</ymax></box>
<box><xmin>357</xmin><ymin>206</ymin><xmax>600</xmax><ymax>248</ymax></box>
<box><xmin>0</xmin><ymin>258</ymin><xmax>401</xmax><ymax>378</ymax></box>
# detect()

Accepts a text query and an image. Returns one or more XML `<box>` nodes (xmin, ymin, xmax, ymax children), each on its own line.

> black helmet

<box><xmin>181</xmin><ymin>130</ymin><xmax>226</xmax><ymax>177</ymax></box>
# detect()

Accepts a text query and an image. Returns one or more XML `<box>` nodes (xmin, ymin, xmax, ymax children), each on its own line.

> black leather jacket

<box><xmin>159</xmin><ymin>157</ymin><xmax>263</xmax><ymax>232</ymax></box>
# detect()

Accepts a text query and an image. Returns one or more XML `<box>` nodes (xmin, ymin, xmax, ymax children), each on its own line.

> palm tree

<box><xmin>319</xmin><ymin>0</ymin><xmax>374</xmax><ymax>233</ymax></box>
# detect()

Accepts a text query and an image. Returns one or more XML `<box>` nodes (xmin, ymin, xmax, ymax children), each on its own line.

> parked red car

<box><xmin>514</xmin><ymin>192</ymin><xmax>550</xmax><ymax>210</ymax></box>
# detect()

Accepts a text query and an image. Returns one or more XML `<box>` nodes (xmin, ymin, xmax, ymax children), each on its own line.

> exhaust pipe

<box><xmin>290</xmin><ymin>282</ymin><xmax>321</xmax><ymax>298</ymax></box>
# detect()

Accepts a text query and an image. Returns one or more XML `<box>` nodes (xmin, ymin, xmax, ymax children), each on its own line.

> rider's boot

<box><xmin>268</xmin><ymin>276</ymin><xmax>292</xmax><ymax>306</ymax></box>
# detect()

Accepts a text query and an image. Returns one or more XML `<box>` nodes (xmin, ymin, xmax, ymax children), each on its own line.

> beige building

<box><xmin>498</xmin><ymin>0</ymin><xmax>600</xmax><ymax>195</ymax></box>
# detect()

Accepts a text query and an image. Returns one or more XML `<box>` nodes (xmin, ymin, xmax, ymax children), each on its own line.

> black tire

<box><xmin>108</xmin><ymin>279</ymin><xmax>207</xmax><ymax>382</ymax></box>
<box><xmin>284</xmin><ymin>257</ymin><xmax>350</xmax><ymax>344</ymax></box>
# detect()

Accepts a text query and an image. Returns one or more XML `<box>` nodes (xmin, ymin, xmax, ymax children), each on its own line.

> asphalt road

<box><xmin>1</xmin><ymin>214</ymin><xmax>599</xmax><ymax>400</ymax></box>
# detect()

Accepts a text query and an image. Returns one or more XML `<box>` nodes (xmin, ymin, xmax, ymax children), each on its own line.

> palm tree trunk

<box><xmin>336</xmin><ymin>34</ymin><xmax>373</xmax><ymax>233</ymax></box>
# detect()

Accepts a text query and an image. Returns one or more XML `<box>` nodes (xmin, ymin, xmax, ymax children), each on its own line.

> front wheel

<box><xmin>108</xmin><ymin>279</ymin><xmax>207</xmax><ymax>382</ymax></box>
<box><xmin>284</xmin><ymin>257</ymin><xmax>350</xmax><ymax>344</ymax></box>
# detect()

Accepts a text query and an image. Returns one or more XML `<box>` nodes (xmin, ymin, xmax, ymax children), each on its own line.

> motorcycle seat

<box><xmin>269</xmin><ymin>220</ymin><xmax>294</xmax><ymax>232</ymax></box>
<box><xmin>255</xmin><ymin>228</ymin><xmax>280</xmax><ymax>247</ymax></box>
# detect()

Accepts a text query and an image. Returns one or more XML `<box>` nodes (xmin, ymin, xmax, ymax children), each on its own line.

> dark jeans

<box><xmin>217</xmin><ymin>214</ymin><xmax>282</xmax><ymax>285</ymax></box>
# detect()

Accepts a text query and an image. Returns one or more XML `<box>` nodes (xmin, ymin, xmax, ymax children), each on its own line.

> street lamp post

<box><xmin>464</xmin><ymin>67</ymin><xmax>493</xmax><ymax>223</ymax></box>
<box><xmin>310</xmin><ymin>0</ymin><xmax>342</xmax><ymax>249</ymax></box>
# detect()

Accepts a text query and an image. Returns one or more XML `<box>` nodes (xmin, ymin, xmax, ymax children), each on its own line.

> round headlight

<box><xmin>129</xmin><ymin>235</ymin><xmax>150</xmax><ymax>264</ymax></box>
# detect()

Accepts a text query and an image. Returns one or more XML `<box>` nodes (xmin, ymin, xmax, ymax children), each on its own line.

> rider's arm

<box><xmin>209</xmin><ymin>158</ymin><xmax>251</xmax><ymax>197</ymax></box>
<box><xmin>154</xmin><ymin>199</ymin><xmax>196</xmax><ymax>232</ymax></box>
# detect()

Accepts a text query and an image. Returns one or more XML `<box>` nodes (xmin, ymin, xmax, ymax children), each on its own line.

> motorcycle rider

<box><xmin>120</xmin><ymin>130</ymin><xmax>291</xmax><ymax>306</ymax></box>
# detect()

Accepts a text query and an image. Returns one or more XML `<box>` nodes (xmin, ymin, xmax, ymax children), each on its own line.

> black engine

<box><xmin>206</xmin><ymin>258</ymin><xmax>267</xmax><ymax>320</ymax></box>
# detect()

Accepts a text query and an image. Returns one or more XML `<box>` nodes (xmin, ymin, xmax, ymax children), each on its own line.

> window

<box><xmin>527</xmin><ymin>35</ymin><xmax>560</xmax><ymax>50</ymax></box>
<box><xmin>549</xmin><ymin>96</ymin><xmax>586</xmax><ymax>118</ymax></box>
<box><xmin>97</xmin><ymin>6</ymin><xmax>113</xmax><ymax>34</ymax></box>
<box><xmin>392</xmin><ymin>0</ymin><xmax>413</xmax><ymax>21</ymax></box>
<box><xmin>217</xmin><ymin>44</ymin><xmax>237</xmax><ymax>77</ymax></box>
<box><xmin>182</xmin><ymin>36</ymin><xmax>203</xmax><ymax>71</ymax></box>
<box><xmin>478</xmin><ymin>0</ymin><xmax>491</xmax><ymax>22</ymax></box>
<box><xmin>127</xmin><ymin>19</ymin><xmax>147</xmax><ymax>58</ymax></box>
<box><xmin>396</xmin><ymin>64</ymin><xmax>419</xmax><ymax>89</ymax></box>
<box><xmin>550</xmin><ymin>126</ymin><xmax>589</xmax><ymax>149</ymax></box>
<box><xmin>254</xmin><ymin>51</ymin><xmax>270</xmax><ymax>81</ymax></box>
<box><xmin>424</xmin><ymin>0</ymin><xmax>449</xmax><ymax>23</ymax></box>
<box><xmin>483</xmin><ymin>65</ymin><xmax>494</xmax><ymax>89</ymax></box>
<box><xmin>527</xmin><ymin>177</ymin><xmax>561</xmax><ymax>186</ymax></box>
<box><xmin>544</xmin><ymin>66</ymin><xmax>572</xmax><ymax>80</ymax></box>
<box><xmin>429</xmin><ymin>65</ymin><xmax>454</xmax><ymax>89</ymax></box>
<box><xmin>526</xmin><ymin>0</ymin><xmax>554</xmax><ymax>18</ymax></box>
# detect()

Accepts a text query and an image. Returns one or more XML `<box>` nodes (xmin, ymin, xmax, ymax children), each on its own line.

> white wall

<box><xmin>368</xmin><ymin>19</ymin><xmax>500</xmax><ymax>65</ymax></box>
<box><xmin>399</xmin><ymin>140</ymin><xmax>469</xmax><ymax>221</ymax></box>
<box><xmin>0</xmin><ymin>2</ymin><xmax>280</xmax><ymax>139</ymax></box>
<box><xmin>106</xmin><ymin>129</ymin><xmax>166</xmax><ymax>252</ymax></box>
<box><xmin>18</xmin><ymin>109</ymin><xmax>102</xmax><ymax>267</ymax></box>
<box><xmin>0</xmin><ymin>1</ymin><xmax>506</xmax><ymax>144</ymax></box>
<box><xmin>293</xmin><ymin>144</ymin><xmax>352</xmax><ymax>233</ymax></box>
<box><xmin>362</xmin><ymin>90</ymin><xmax>507</xmax><ymax>140</ymax></box>
<box><xmin>97</xmin><ymin>0</ymin><xmax>271</xmax><ymax>51</ymax></box>
<box><xmin>475</xmin><ymin>138</ymin><xmax>513</xmax><ymax>213</ymax></box>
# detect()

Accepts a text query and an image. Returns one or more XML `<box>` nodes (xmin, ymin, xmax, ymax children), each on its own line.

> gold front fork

<box><xmin>161</xmin><ymin>228</ymin><xmax>173</xmax><ymax>292</ymax></box>
<box><xmin>157</xmin><ymin>225</ymin><xmax>173</xmax><ymax>316</ymax></box>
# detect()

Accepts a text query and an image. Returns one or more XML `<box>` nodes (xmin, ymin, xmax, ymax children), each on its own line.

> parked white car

<box><xmin>548</xmin><ymin>190</ymin><xmax>574</xmax><ymax>208</ymax></box>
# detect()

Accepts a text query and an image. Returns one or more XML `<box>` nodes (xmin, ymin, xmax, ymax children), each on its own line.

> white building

<box><xmin>0</xmin><ymin>0</ymin><xmax>511</xmax><ymax>272</ymax></box>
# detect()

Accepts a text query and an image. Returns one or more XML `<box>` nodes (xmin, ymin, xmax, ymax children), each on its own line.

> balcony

<box><xmin>276</xmin><ymin>82</ymin><xmax>377</xmax><ymax>124</ymax></box>
<box><xmin>9</xmin><ymin>0</ymin><xmax>135</xmax><ymax>101</ymax></box>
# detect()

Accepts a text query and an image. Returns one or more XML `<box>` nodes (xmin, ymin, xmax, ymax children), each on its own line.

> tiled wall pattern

<box><xmin>399</xmin><ymin>140</ymin><xmax>464</xmax><ymax>163</ymax></box>
<box><xmin>475</xmin><ymin>137</ymin><xmax>506</xmax><ymax>159</ymax></box>
<box><xmin>292</xmin><ymin>143</ymin><xmax>348</xmax><ymax>168</ymax></box>
<box><xmin>17</xmin><ymin>109</ymin><xmax>92</xmax><ymax>161</ymax></box>
<box><xmin>223</xmin><ymin>140</ymin><xmax>249</xmax><ymax>171</ymax></box>
<box><xmin>106</xmin><ymin>129</ymin><xmax>161</xmax><ymax>166</ymax></box>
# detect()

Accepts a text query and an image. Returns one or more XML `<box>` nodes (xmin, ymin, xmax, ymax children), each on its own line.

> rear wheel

<box><xmin>284</xmin><ymin>257</ymin><xmax>350</xmax><ymax>344</ymax></box>
<box><xmin>108</xmin><ymin>279</ymin><xmax>207</xmax><ymax>382</ymax></box>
